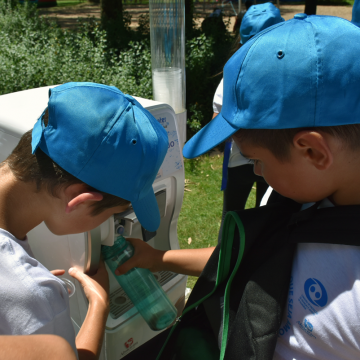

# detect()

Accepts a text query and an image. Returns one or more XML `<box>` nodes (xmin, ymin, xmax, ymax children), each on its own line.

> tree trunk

<box><xmin>101</xmin><ymin>0</ymin><xmax>123</xmax><ymax>20</ymax></box>
<box><xmin>304</xmin><ymin>0</ymin><xmax>317</xmax><ymax>15</ymax></box>
<box><xmin>185</xmin><ymin>0</ymin><xmax>194</xmax><ymax>38</ymax></box>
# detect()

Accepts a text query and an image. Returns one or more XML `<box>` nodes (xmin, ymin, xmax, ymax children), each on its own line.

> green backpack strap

<box><xmin>219</xmin><ymin>211</ymin><xmax>246</xmax><ymax>360</ymax></box>
<box><xmin>156</xmin><ymin>211</ymin><xmax>245</xmax><ymax>360</ymax></box>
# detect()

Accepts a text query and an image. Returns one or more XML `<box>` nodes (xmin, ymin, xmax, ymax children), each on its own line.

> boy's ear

<box><xmin>64</xmin><ymin>183</ymin><xmax>103</xmax><ymax>214</ymax></box>
<box><xmin>293</xmin><ymin>131</ymin><xmax>333</xmax><ymax>170</ymax></box>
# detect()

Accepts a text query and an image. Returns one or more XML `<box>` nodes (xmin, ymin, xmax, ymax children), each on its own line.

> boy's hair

<box><xmin>4</xmin><ymin>110</ymin><xmax>130</xmax><ymax>216</ymax></box>
<box><xmin>234</xmin><ymin>124</ymin><xmax>360</xmax><ymax>161</ymax></box>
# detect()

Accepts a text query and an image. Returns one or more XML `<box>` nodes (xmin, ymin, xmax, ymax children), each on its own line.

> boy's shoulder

<box><xmin>0</xmin><ymin>229</ymin><xmax>72</xmax><ymax>335</ymax></box>
<box><xmin>235</xmin><ymin>195</ymin><xmax>360</xmax><ymax>250</ymax></box>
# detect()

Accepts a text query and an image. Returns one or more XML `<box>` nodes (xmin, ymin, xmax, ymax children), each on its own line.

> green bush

<box><xmin>186</xmin><ymin>29</ymin><xmax>233</xmax><ymax>134</ymax></box>
<box><xmin>0</xmin><ymin>0</ymin><xmax>234</xmax><ymax>135</ymax></box>
<box><xmin>0</xmin><ymin>1</ymin><xmax>152</xmax><ymax>97</ymax></box>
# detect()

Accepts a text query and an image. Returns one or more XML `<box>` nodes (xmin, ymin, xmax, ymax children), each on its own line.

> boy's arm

<box><xmin>115</xmin><ymin>238</ymin><xmax>215</xmax><ymax>277</ymax></box>
<box><xmin>0</xmin><ymin>335</ymin><xmax>77</xmax><ymax>360</ymax></box>
<box><xmin>69</xmin><ymin>259</ymin><xmax>110</xmax><ymax>360</ymax></box>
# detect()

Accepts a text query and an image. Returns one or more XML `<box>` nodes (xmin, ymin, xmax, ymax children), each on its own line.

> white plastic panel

<box><xmin>151</xmin><ymin>106</ymin><xmax>184</xmax><ymax>180</ymax></box>
<box><xmin>0</xmin><ymin>131</ymin><xmax>21</xmax><ymax>161</ymax></box>
<box><xmin>0</xmin><ymin>85</ymin><xmax>56</xmax><ymax>138</ymax></box>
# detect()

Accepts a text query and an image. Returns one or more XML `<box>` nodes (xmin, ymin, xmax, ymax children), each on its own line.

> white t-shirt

<box><xmin>273</xmin><ymin>199</ymin><xmax>360</xmax><ymax>359</ymax></box>
<box><xmin>0</xmin><ymin>228</ymin><xmax>77</xmax><ymax>357</ymax></box>
<box><xmin>213</xmin><ymin>79</ymin><xmax>249</xmax><ymax>168</ymax></box>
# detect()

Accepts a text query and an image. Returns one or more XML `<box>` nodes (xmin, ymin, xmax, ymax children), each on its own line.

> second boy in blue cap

<box><xmin>181</xmin><ymin>13</ymin><xmax>360</xmax><ymax>360</ymax></box>
<box><xmin>240</xmin><ymin>2</ymin><xmax>284</xmax><ymax>44</ymax></box>
<box><xmin>352</xmin><ymin>0</ymin><xmax>360</xmax><ymax>26</ymax></box>
<box><xmin>0</xmin><ymin>83</ymin><xmax>168</xmax><ymax>359</ymax></box>
<box><xmin>118</xmin><ymin>13</ymin><xmax>360</xmax><ymax>360</ymax></box>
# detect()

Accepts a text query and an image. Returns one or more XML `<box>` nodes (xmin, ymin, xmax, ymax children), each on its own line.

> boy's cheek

<box><xmin>44</xmin><ymin>218</ymin><xmax>90</xmax><ymax>236</ymax></box>
<box><xmin>45</xmin><ymin>212</ymin><xmax>114</xmax><ymax>235</ymax></box>
<box><xmin>253</xmin><ymin>162</ymin><xmax>262</xmax><ymax>176</ymax></box>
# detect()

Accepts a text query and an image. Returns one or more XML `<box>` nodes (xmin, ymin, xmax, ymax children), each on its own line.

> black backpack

<box><xmin>156</xmin><ymin>198</ymin><xmax>360</xmax><ymax>360</ymax></box>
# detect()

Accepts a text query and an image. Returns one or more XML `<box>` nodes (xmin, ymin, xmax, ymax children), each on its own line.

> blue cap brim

<box><xmin>132</xmin><ymin>189</ymin><xmax>161</xmax><ymax>232</ymax></box>
<box><xmin>182</xmin><ymin>113</ymin><xmax>239</xmax><ymax>159</ymax></box>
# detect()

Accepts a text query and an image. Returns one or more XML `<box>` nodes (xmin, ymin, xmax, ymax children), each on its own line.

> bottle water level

<box><xmin>148</xmin><ymin>309</ymin><xmax>176</xmax><ymax>331</ymax></box>
<box><xmin>137</xmin><ymin>298</ymin><xmax>176</xmax><ymax>331</ymax></box>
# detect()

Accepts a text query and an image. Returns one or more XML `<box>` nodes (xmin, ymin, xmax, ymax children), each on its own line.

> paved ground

<box><xmin>39</xmin><ymin>2</ymin><xmax>353</xmax><ymax>31</ymax></box>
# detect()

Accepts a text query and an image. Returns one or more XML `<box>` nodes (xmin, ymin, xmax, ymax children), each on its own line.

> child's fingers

<box><xmin>69</xmin><ymin>266</ymin><xmax>109</xmax><ymax>306</ymax></box>
<box><xmin>68</xmin><ymin>267</ymin><xmax>86</xmax><ymax>286</ymax></box>
<box><xmin>96</xmin><ymin>258</ymin><xmax>107</xmax><ymax>273</ymax></box>
<box><xmin>50</xmin><ymin>269</ymin><xmax>66</xmax><ymax>276</ymax></box>
<box><xmin>126</xmin><ymin>237</ymin><xmax>146</xmax><ymax>249</ymax></box>
<box><xmin>115</xmin><ymin>258</ymin><xmax>137</xmax><ymax>276</ymax></box>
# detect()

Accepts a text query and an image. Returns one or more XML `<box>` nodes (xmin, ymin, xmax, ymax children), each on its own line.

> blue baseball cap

<box><xmin>32</xmin><ymin>82</ymin><xmax>168</xmax><ymax>231</ymax></box>
<box><xmin>352</xmin><ymin>0</ymin><xmax>360</xmax><ymax>26</ymax></box>
<box><xmin>240</xmin><ymin>2</ymin><xmax>284</xmax><ymax>44</ymax></box>
<box><xmin>183</xmin><ymin>15</ymin><xmax>360</xmax><ymax>159</ymax></box>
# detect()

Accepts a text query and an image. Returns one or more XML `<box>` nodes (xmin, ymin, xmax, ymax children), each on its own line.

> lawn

<box><xmin>55</xmin><ymin>0</ymin><xmax>83</xmax><ymax>6</ymax></box>
<box><xmin>177</xmin><ymin>153</ymin><xmax>256</xmax><ymax>289</ymax></box>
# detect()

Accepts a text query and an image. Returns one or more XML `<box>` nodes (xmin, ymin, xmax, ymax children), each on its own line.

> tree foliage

<box><xmin>0</xmin><ymin>1</ymin><xmax>152</xmax><ymax>97</ymax></box>
<box><xmin>0</xmin><ymin>0</ymin><xmax>234</xmax><ymax>134</ymax></box>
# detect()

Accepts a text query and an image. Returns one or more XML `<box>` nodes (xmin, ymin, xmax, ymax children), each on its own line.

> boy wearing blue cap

<box><xmin>239</xmin><ymin>2</ymin><xmax>284</xmax><ymax>44</ymax></box>
<box><xmin>119</xmin><ymin>13</ymin><xmax>360</xmax><ymax>360</ymax></box>
<box><xmin>0</xmin><ymin>83</ymin><xmax>168</xmax><ymax>359</ymax></box>
<box><xmin>182</xmin><ymin>13</ymin><xmax>360</xmax><ymax>360</ymax></box>
<box><xmin>352</xmin><ymin>0</ymin><xmax>360</xmax><ymax>26</ymax></box>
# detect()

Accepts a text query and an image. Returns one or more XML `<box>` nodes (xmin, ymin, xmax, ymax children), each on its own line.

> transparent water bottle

<box><xmin>102</xmin><ymin>236</ymin><xmax>177</xmax><ymax>331</ymax></box>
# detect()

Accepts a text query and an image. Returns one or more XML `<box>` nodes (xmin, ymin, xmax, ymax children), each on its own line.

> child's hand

<box><xmin>115</xmin><ymin>238</ymin><xmax>165</xmax><ymax>276</ymax></box>
<box><xmin>69</xmin><ymin>259</ymin><xmax>109</xmax><ymax>310</ymax></box>
<box><xmin>50</xmin><ymin>269</ymin><xmax>66</xmax><ymax>276</ymax></box>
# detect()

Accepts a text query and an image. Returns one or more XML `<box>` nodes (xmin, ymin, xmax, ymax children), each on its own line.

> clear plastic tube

<box><xmin>149</xmin><ymin>0</ymin><xmax>186</xmax><ymax>114</ymax></box>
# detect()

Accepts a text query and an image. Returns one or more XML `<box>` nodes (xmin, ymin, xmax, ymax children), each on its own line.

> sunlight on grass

<box><xmin>56</xmin><ymin>0</ymin><xmax>84</xmax><ymax>7</ymax></box>
<box><xmin>178</xmin><ymin>153</ymin><xmax>256</xmax><ymax>289</ymax></box>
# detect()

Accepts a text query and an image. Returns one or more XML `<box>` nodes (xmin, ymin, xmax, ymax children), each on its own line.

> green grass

<box><xmin>54</xmin><ymin>0</ymin><xmax>85</xmax><ymax>7</ymax></box>
<box><xmin>57</xmin><ymin>1</ymin><xmax>82</xmax><ymax>7</ymax></box>
<box><xmin>177</xmin><ymin>153</ymin><xmax>256</xmax><ymax>289</ymax></box>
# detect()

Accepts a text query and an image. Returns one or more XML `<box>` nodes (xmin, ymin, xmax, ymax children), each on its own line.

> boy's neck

<box><xmin>0</xmin><ymin>164</ymin><xmax>48</xmax><ymax>240</ymax></box>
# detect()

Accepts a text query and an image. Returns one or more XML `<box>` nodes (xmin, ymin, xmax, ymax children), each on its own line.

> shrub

<box><xmin>0</xmin><ymin>0</ymin><xmax>152</xmax><ymax>97</ymax></box>
<box><xmin>0</xmin><ymin>0</ymin><xmax>234</xmax><ymax>136</ymax></box>
<box><xmin>186</xmin><ymin>30</ymin><xmax>233</xmax><ymax>133</ymax></box>
<box><xmin>187</xmin><ymin>103</ymin><xmax>203</xmax><ymax>138</ymax></box>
